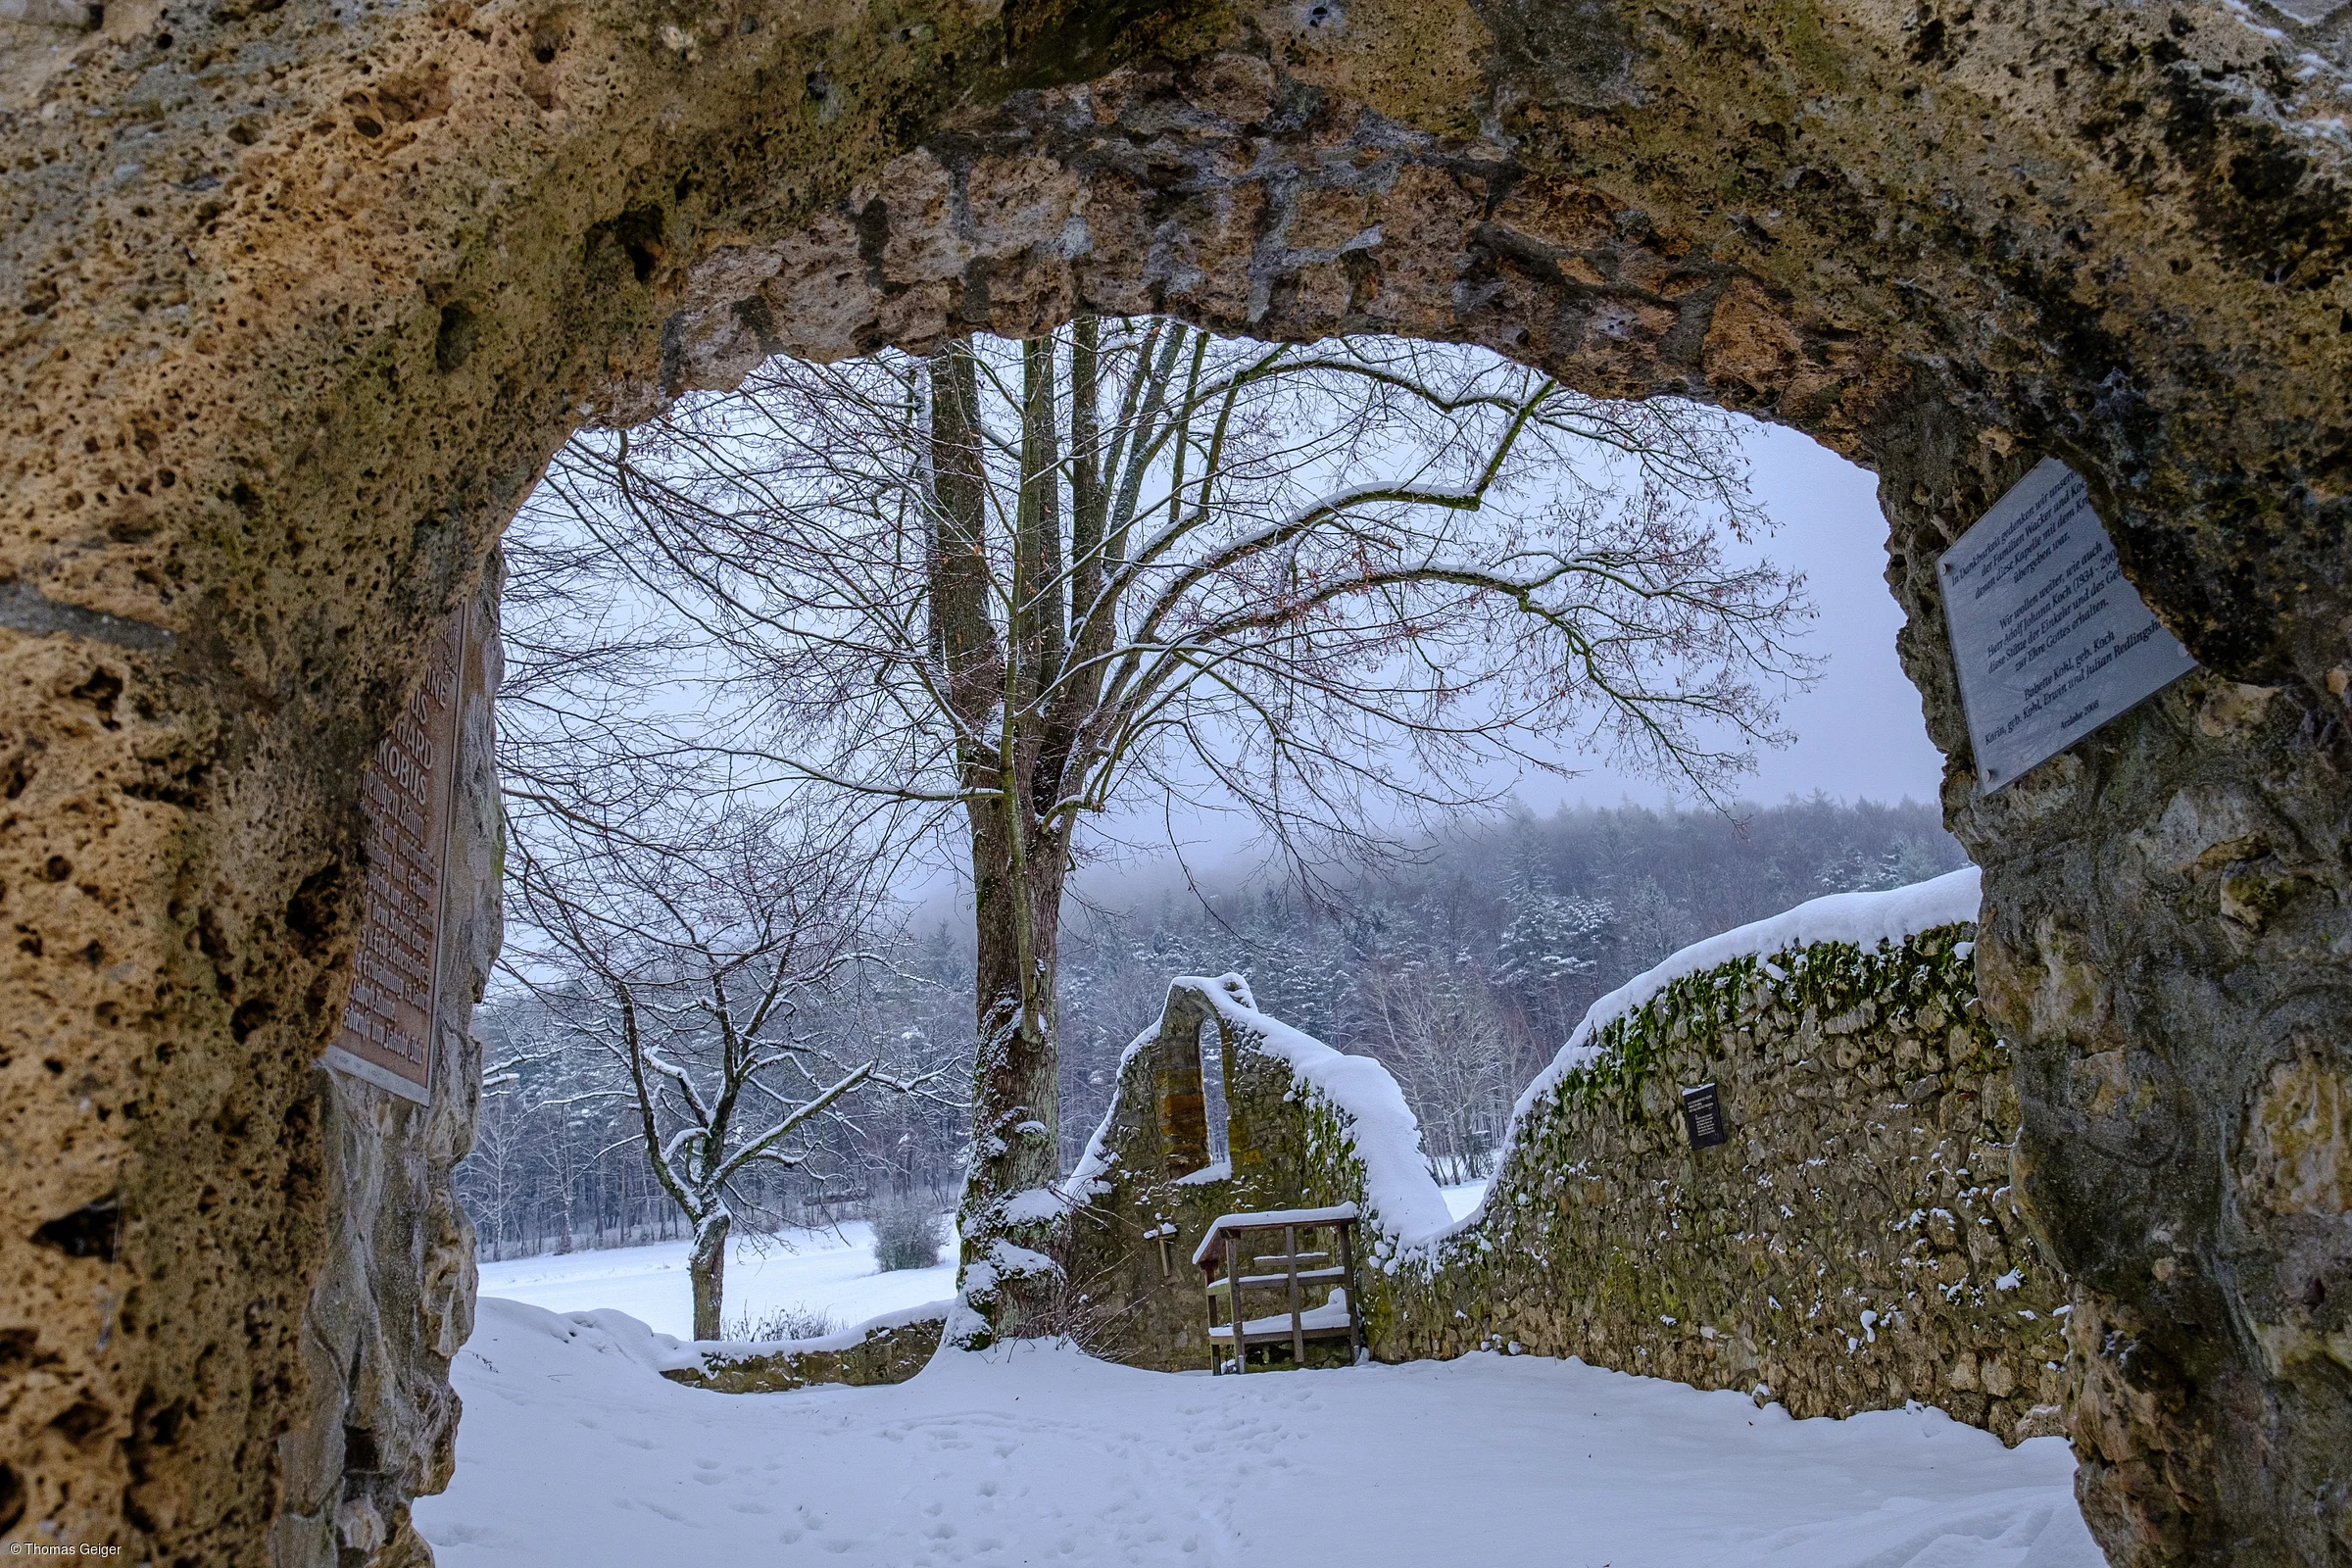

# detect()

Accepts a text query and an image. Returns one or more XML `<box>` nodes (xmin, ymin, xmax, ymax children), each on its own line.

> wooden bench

<box><xmin>1194</xmin><ymin>1205</ymin><xmax>1364</xmax><ymax>1374</ymax></box>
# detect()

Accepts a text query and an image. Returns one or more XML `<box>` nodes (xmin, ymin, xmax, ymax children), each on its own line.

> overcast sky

<box><xmin>1116</xmin><ymin>416</ymin><xmax>1951</xmax><ymax>827</ymax></box>
<box><xmin>1532</xmin><ymin>419</ymin><xmax>1948</xmax><ymax>812</ymax></box>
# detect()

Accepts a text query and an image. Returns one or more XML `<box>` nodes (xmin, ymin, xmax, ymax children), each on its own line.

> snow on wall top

<box><xmin>1566</xmin><ymin>864</ymin><xmax>1982</xmax><ymax>1054</ymax></box>
<box><xmin>1457</xmin><ymin>865</ymin><xmax>1984</xmax><ymax>1234</ymax></box>
<box><xmin>1073</xmin><ymin>868</ymin><xmax>1982</xmax><ymax>1262</ymax></box>
<box><xmin>585</xmin><ymin>1295</ymin><xmax>959</xmax><ymax>1374</ymax></box>
<box><xmin>1061</xmin><ymin>971</ymin><xmax>1456</xmax><ymax>1245</ymax></box>
<box><xmin>1552</xmin><ymin>864</ymin><xmax>1974</xmax><ymax>1077</ymax></box>
<box><xmin>1065</xmin><ymin>1020</ymin><xmax>1162</xmax><ymax>1196</ymax></box>
<box><xmin>1182</xmin><ymin>974</ymin><xmax>1461</xmax><ymax>1248</ymax></box>
<box><xmin>1406</xmin><ymin>866</ymin><xmax>1980</xmax><ymax>1252</ymax></box>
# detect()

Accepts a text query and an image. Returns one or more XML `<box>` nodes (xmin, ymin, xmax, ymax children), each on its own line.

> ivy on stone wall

<box><xmin>1095</xmin><ymin>921</ymin><xmax>2069</xmax><ymax>1444</ymax></box>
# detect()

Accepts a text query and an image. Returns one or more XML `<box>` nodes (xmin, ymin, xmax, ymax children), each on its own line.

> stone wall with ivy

<box><xmin>1074</xmin><ymin>878</ymin><xmax>2075</xmax><ymax>1445</ymax></box>
<box><xmin>1376</xmin><ymin>918</ymin><xmax>2070</xmax><ymax>1443</ymax></box>
<box><xmin>1058</xmin><ymin>974</ymin><xmax>1427</xmax><ymax>1373</ymax></box>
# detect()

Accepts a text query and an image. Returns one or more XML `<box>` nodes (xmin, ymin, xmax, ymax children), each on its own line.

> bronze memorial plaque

<box><xmin>322</xmin><ymin>609</ymin><xmax>470</xmax><ymax>1102</ymax></box>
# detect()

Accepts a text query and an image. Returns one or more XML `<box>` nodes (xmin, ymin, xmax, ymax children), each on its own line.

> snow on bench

<box><xmin>1197</xmin><ymin>1207</ymin><xmax>1366</xmax><ymax>1370</ymax></box>
<box><xmin>1208</xmin><ymin>1288</ymin><xmax>1353</xmax><ymax>1340</ymax></box>
<box><xmin>1191</xmin><ymin>1204</ymin><xmax>1360</xmax><ymax>1267</ymax></box>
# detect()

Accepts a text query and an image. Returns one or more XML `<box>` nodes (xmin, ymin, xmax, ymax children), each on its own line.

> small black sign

<box><xmin>1681</xmin><ymin>1083</ymin><xmax>1728</xmax><ymax>1149</ymax></box>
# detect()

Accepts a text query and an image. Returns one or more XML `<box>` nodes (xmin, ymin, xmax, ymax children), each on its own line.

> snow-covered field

<box><xmin>418</xmin><ymin>1297</ymin><xmax>2099</xmax><ymax>1568</ymax></box>
<box><xmin>475</xmin><ymin>1192</ymin><xmax>1489</xmax><ymax>1340</ymax></box>
<box><xmin>475</xmin><ymin>1219</ymin><xmax>957</xmax><ymax>1340</ymax></box>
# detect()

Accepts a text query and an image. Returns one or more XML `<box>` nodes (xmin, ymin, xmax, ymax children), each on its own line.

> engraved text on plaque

<box><xmin>1940</xmin><ymin>459</ymin><xmax>2196</xmax><ymax>792</ymax></box>
<box><xmin>322</xmin><ymin>610</ymin><xmax>467</xmax><ymax>1101</ymax></box>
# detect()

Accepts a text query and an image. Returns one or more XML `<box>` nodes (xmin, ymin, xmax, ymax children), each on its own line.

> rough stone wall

<box><xmin>270</xmin><ymin>567</ymin><xmax>500</xmax><ymax>1568</ymax></box>
<box><xmin>1074</xmin><ymin>940</ymin><xmax>2073</xmax><ymax>1446</ymax></box>
<box><xmin>662</xmin><ymin>1313</ymin><xmax>945</xmax><ymax>1395</ymax></box>
<box><xmin>1062</xmin><ymin>977</ymin><xmax>1355</xmax><ymax>1371</ymax></box>
<box><xmin>1919</xmin><ymin>659</ymin><xmax>2352</xmax><ymax>1566</ymax></box>
<box><xmin>6</xmin><ymin>0</ymin><xmax>2352</xmax><ymax>1554</ymax></box>
<box><xmin>1381</xmin><ymin>922</ymin><xmax>2072</xmax><ymax>1446</ymax></box>
<box><xmin>0</xmin><ymin>545</ymin><xmax>498</xmax><ymax>1568</ymax></box>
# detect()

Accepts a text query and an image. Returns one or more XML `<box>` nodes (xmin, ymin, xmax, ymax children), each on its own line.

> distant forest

<box><xmin>458</xmin><ymin>796</ymin><xmax>1963</xmax><ymax>1257</ymax></box>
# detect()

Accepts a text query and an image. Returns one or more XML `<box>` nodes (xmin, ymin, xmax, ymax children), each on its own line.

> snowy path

<box><xmin>417</xmin><ymin>1297</ymin><xmax>2100</xmax><ymax>1568</ymax></box>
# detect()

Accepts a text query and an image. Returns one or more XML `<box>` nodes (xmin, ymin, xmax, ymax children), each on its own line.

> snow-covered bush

<box><xmin>869</xmin><ymin>1198</ymin><xmax>947</xmax><ymax>1272</ymax></box>
<box><xmin>722</xmin><ymin>1301</ymin><xmax>841</xmax><ymax>1342</ymax></box>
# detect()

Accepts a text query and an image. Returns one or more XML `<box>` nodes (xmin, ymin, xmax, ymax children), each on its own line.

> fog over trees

<box><xmin>460</xmin><ymin>794</ymin><xmax>1962</xmax><ymax>1261</ymax></box>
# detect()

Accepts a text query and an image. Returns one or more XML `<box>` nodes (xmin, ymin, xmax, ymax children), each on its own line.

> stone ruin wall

<box><xmin>1062</xmin><ymin>976</ymin><xmax>1357</xmax><ymax>1373</ymax></box>
<box><xmin>1068</xmin><ymin>933</ymin><xmax>2074</xmax><ymax>1447</ymax></box>
<box><xmin>661</xmin><ymin>1313</ymin><xmax>944</xmax><ymax>1395</ymax></box>
<box><xmin>1386</xmin><ymin>921</ymin><xmax>2071</xmax><ymax>1444</ymax></box>
<box><xmin>273</xmin><ymin>565</ymin><xmax>500</xmax><ymax>1568</ymax></box>
<box><xmin>0</xmin><ymin>556</ymin><xmax>500</xmax><ymax>1564</ymax></box>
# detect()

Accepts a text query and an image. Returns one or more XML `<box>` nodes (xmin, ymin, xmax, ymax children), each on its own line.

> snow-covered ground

<box><xmin>418</xmin><ymin>1296</ymin><xmax>2100</xmax><ymax>1568</ymax></box>
<box><xmin>433</xmin><ymin>874</ymin><xmax>2080</xmax><ymax>1565</ymax></box>
<box><xmin>439</xmin><ymin>1172</ymin><xmax>2093</xmax><ymax>1566</ymax></box>
<box><xmin>475</xmin><ymin>1219</ymin><xmax>956</xmax><ymax>1340</ymax></box>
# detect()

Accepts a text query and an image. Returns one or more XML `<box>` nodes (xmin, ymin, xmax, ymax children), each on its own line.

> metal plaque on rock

<box><xmin>322</xmin><ymin>608</ymin><xmax>471</xmax><ymax>1102</ymax></box>
<box><xmin>1940</xmin><ymin>459</ymin><xmax>2196</xmax><ymax>792</ymax></box>
<box><xmin>1682</xmin><ymin>1083</ymin><xmax>1728</xmax><ymax>1150</ymax></box>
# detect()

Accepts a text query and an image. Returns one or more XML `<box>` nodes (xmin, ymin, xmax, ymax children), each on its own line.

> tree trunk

<box><xmin>689</xmin><ymin>1209</ymin><xmax>730</xmax><ymax>1341</ymax></box>
<box><xmin>925</xmin><ymin>334</ymin><xmax>1088</xmax><ymax>1346</ymax></box>
<box><xmin>956</xmin><ymin>805</ymin><xmax>1068</xmax><ymax>1344</ymax></box>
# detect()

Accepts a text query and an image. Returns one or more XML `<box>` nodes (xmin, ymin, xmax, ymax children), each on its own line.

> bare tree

<box><xmin>519</xmin><ymin>321</ymin><xmax>1814</xmax><ymax>1340</ymax></box>
<box><xmin>462</xmin><ymin>1076</ymin><xmax>536</xmax><ymax>1261</ymax></box>
<box><xmin>506</xmin><ymin>805</ymin><xmax>943</xmax><ymax>1339</ymax></box>
<box><xmin>1352</xmin><ymin>949</ymin><xmax>1514</xmax><ymax>1185</ymax></box>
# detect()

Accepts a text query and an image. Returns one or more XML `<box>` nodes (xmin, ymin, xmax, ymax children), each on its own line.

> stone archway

<box><xmin>4</xmin><ymin>0</ymin><xmax>2348</xmax><ymax>1557</ymax></box>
